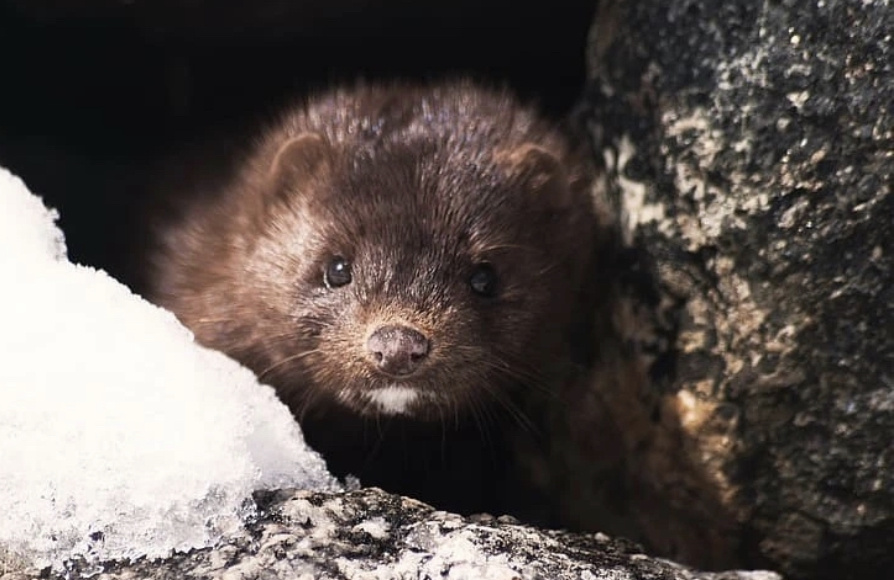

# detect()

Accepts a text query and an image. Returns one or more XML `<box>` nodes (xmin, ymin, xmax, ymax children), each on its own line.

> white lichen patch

<box><xmin>786</xmin><ymin>90</ymin><xmax>810</xmax><ymax>110</ymax></box>
<box><xmin>607</xmin><ymin>135</ymin><xmax>667</xmax><ymax>242</ymax></box>
<box><xmin>659</xmin><ymin>108</ymin><xmax>763</xmax><ymax>250</ymax></box>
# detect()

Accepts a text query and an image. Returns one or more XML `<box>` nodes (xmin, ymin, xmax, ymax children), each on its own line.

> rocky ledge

<box><xmin>1</xmin><ymin>488</ymin><xmax>781</xmax><ymax>580</ymax></box>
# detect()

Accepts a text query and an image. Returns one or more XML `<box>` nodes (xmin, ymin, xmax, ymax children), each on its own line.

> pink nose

<box><xmin>366</xmin><ymin>325</ymin><xmax>431</xmax><ymax>376</ymax></box>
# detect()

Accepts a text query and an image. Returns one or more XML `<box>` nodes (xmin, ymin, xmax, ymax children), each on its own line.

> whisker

<box><xmin>296</xmin><ymin>387</ymin><xmax>325</xmax><ymax>422</ymax></box>
<box><xmin>190</xmin><ymin>317</ymin><xmax>237</xmax><ymax>325</ymax></box>
<box><xmin>478</xmin><ymin>352</ymin><xmax>562</xmax><ymax>403</ymax></box>
<box><xmin>467</xmin><ymin>391</ymin><xmax>496</xmax><ymax>451</ymax></box>
<box><xmin>257</xmin><ymin>349</ymin><xmax>322</xmax><ymax>380</ymax></box>
<box><xmin>474</xmin><ymin>377</ymin><xmax>538</xmax><ymax>436</ymax></box>
<box><xmin>533</xmin><ymin>261</ymin><xmax>561</xmax><ymax>277</ymax></box>
<box><xmin>475</xmin><ymin>243</ymin><xmax>538</xmax><ymax>254</ymax></box>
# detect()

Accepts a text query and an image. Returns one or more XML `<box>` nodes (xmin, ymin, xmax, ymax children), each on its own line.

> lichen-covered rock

<box><xmin>580</xmin><ymin>0</ymin><xmax>893</xmax><ymax>578</ymax></box>
<box><xmin>0</xmin><ymin>488</ymin><xmax>781</xmax><ymax>580</ymax></box>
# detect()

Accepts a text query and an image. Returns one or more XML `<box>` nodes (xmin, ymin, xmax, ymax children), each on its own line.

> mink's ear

<box><xmin>494</xmin><ymin>143</ymin><xmax>572</xmax><ymax>207</ymax></box>
<box><xmin>266</xmin><ymin>132</ymin><xmax>333</xmax><ymax>193</ymax></box>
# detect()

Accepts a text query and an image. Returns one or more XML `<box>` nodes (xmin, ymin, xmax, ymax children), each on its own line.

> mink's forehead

<box><xmin>303</xmin><ymin>86</ymin><xmax>541</xmax><ymax>146</ymax></box>
<box><xmin>338</xmin><ymin>136</ymin><xmax>525</xmax><ymax>206</ymax></box>
<box><xmin>319</xmin><ymin>147</ymin><xmax>533</xmax><ymax>248</ymax></box>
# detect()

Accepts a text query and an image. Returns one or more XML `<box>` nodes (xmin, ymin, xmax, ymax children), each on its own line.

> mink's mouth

<box><xmin>369</xmin><ymin>368</ymin><xmax>426</xmax><ymax>381</ymax></box>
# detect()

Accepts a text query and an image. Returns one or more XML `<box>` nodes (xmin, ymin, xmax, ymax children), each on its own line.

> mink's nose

<box><xmin>366</xmin><ymin>325</ymin><xmax>431</xmax><ymax>376</ymax></box>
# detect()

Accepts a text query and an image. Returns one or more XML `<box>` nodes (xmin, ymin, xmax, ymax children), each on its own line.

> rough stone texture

<box><xmin>581</xmin><ymin>0</ymin><xmax>893</xmax><ymax>578</ymax></box>
<box><xmin>0</xmin><ymin>488</ymin><xmax>781</xmax><ymax>580</ymax></box>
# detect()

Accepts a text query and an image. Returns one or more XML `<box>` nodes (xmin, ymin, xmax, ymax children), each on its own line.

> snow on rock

<box><xmin>0</xmin><ymin>166</ymin><xmax>340</xmax><ymax>573</ymax></box>
<box><xmin>66</xmin><ymin>488</ymin><xmax>783</xmax><ymax>580</ymax></box>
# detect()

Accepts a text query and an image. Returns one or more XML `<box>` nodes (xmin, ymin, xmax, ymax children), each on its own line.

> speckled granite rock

<box><xmin>579</xmin><ymin>0</ymin><xmax>893</xmax><ymax>578</ymax></box>
<box><xmin>0</xmin><ymin>488</ymin><xmax>781</xmax><ymax>580</ymax></box>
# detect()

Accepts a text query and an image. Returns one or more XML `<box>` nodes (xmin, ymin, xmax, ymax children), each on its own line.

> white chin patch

<box><xmin>363</xmin><ymin>386</ymin><xmax>420</xmax><ymax>415</ymax></box>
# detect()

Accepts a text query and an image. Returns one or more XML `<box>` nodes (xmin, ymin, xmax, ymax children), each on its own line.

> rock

<box><xmin>578</xmin><ymin>0</ymin><xmax>894</xmax><ymax>578</ymax></box>
<box><xmin>0</xmin><ymin>488</ymin><xmax>781</xmax><ymax>580</ymax></box>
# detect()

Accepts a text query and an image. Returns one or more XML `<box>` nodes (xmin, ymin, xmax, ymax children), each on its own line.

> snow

<box><xmin>0</xmin><ymin>167</ymin><xmax>341</xmax><ymax>573</ymax></box>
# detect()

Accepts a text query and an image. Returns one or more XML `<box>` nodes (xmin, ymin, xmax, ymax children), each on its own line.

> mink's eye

<box><xmin>324</xmin><ymin>257</ymin><xmax>352</xmax><ymax>288</ymax></box>
<box><xmin>469</xmin><ymin>263</ymin><xmax>499</xmax><ymax>297</ymax></box>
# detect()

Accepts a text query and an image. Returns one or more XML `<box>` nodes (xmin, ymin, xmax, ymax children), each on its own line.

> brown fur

<box><xmin>145</xmin><ymin>80</ymin><xmax>603</xmax><ymax>418</ymax></box>
<box><xmin>139</xmin><ymin>80</ymin><xmax>608</xmax><ymax>516</ymax></box>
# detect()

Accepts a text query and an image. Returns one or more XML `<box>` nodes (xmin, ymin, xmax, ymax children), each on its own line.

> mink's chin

<box><xmin>340</xmin><ymin>384</ymin><xmax>431</xmax><ymax>417</ymax></box>
<box><xmin>322</xmin><ymin>370</ymin><xmax>478</xmax><ymax>419</ymax></box>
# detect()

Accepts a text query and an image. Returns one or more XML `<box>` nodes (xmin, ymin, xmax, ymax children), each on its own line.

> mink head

<box><xmin>154</xmin><ymin>83</ymin><xmax>601</xmax><ymax>420</ymax></box>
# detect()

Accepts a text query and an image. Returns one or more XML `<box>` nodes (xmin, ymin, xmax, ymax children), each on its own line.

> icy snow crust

<box><xmin>0</xmin><ymin>167</ymin><xmax>340</xmax><ymax>572</ymax></box>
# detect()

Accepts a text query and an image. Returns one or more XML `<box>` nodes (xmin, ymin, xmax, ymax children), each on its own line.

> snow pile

<box><xmin>0</xmin><ymin>167</ymin><xmax>340</xmax><ymax>572</ymax></box>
